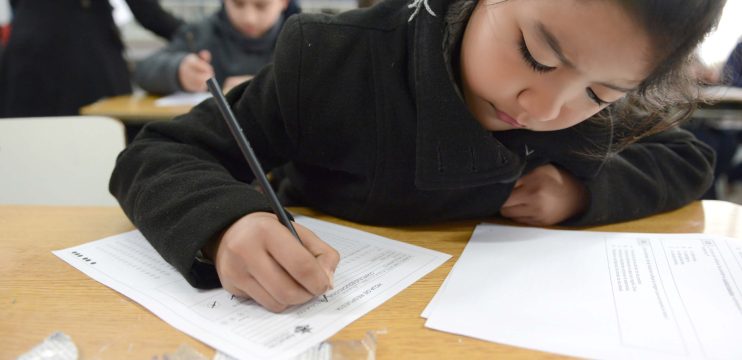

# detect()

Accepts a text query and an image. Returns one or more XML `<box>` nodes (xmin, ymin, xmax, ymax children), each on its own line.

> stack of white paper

<box><xmin>54</xmin><ymin>216</ymin><xmax>450</xmax><ymax>360</ymax></box>
<box><xmin>423</xmin><ymin>224</ymin><xmax>742</xmax><ymax>359</ymax></box>
<box><xmin>154</xmin><ymin>92</ymin><xmax>212</xmax><ymax>107</ymax></box>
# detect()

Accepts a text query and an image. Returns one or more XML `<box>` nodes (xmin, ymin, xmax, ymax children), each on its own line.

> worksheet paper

<box><xmin>154</xmin><ymin>92</ymin><xmax>211</xmax><ymax>107</ymax></box>
<box><xmin>423</xmin><ymin>224</ymin><xmax>742</xmax><ymax>360</ymax></box>
<box><xmin>53</xmin><ymin>216</ymin><xmax>450</xmax><ymax>360</ymax></box>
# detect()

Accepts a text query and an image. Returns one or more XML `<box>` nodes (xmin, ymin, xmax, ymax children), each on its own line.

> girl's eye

<box><xmin>586</xmin><ymin>88</ymin><xmax>607</xmax><ymax>106</ymax></box>
<box><xmin>519</xmin><ymin>36</ymin><xmax>556</xmax><ymax>74</ymax></box>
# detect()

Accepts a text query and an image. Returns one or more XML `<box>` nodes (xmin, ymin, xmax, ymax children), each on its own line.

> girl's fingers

<box><xmin>499</xmin><ymin>202</ymin><xmax>531</xmax><ymax>218</ymax></box>
<box><xmin>296</xmin><ymin>225</ymin><xmax>339</xmax><ymax>287</ymax></box>
<box><xmin>231</xmin><ymin>272</ymin><xmax>288</xmax><ymax>313</ymax></box>
<box><xmin>501</xmin><ymin>185</ymin><xmax>529</xmax><ymax>208</ymax></box>
<box><xmin>248</xmin><ymin>241</ymin><xmax>316</xmax><ymax>306</ymax></box>
<box><xmin>266</xmin><ymin>224</ymin><xmax>335</xmax><ymax>296</ymax></box>
<box><xmin>221</xmin><ymin>278</ymin><xmax>250</xmax><ymax>300</ymax></box>
<box><xmin>214</xmin><ymin>213</ymin><xmax>338</xmax><ymax>312</ymax></box>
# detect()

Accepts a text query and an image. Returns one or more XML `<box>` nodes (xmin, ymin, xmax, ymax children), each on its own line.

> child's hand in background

<box><xmin>208</xmin><ymin>212</ymin><xmax>339</xmax><ymax>313</ymax></box>
<box><xmin>500</xmin><ymin>164</ymin><xmax>588</xmax><ymax>226</ymax></box>
<box><xmin>178</xmin><ymin>50</ymin><xmax>214</xmax><ymax>92</ymax></box>
<box><xmin>223</xmin><ymin>75</ymin><xmax>254</xmax><ymax>94</ymax></box>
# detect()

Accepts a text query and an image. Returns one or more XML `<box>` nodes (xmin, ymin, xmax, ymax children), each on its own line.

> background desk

<box><xmin>695</xmin><ymin>86</ymin><xmax>742</xmax><ymax>129</ymax></box>
<box><xmin>2</xmin><ymin>201</ymin><xmax>741</xmax><ymax>359</ymax></box>
<box><xmin>80</xmin><ymin>94</ymin><xmax>191</xmax><ymax>124</ymax></box>
<box><xmin>80</xmin><ymin>93</ymin><xmax>193</xmax><ymax>142</ymax></box>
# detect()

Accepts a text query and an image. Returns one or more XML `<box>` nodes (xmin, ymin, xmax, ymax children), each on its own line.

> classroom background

<box><xmin>0</xmin><ymin>0</ymin><xmax>741</xmax><ymax>207</ymax></box>
<box><xmin>118</xmin><ymin>0</ymin><xmax>360</xmax><ymax>63</ymax></box>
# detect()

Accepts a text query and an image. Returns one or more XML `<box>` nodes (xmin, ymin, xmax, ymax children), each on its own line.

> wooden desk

<box><xmin>2</xmin><ymin>201</ymin><xmax>741</xmax><ymax>359</ymax></box>
<box><xmin>80</xmin><ymin>94</ymin><xmax>191</xmax><ymax>124</ymax></box>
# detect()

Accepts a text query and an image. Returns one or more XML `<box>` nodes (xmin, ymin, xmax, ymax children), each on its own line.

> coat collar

<box><xmin>409</xmin><ymin>0</ymin><xmax>611</xmax><ymax>189</ymax></box>
<box><xmin>411</xmin><ymin>0</ymin><xmax>524</xmax><ymax>190</ymax></box>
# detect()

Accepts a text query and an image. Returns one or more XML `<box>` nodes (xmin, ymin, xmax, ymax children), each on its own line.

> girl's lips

<box><xmin>495</xmin><ymin>109</ymin><xmax>523</xmax><ymax>128</ymax></box>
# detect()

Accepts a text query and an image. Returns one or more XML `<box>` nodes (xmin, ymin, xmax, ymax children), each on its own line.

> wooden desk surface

<box><xmin>2</xmin><ymin>201</ymin><xmax>741</xmax><ymax>359</ymax></box>
<box><xmin>80</xmin><ymin>94</ymin><xmax>191</xmax><ymax>123</ymax></box>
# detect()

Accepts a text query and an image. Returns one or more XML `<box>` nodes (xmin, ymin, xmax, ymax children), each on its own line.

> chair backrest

<box><xmin>0</xmin><ymin>116</ymin><xmax>126</xmax><ymax>205</ymax></box>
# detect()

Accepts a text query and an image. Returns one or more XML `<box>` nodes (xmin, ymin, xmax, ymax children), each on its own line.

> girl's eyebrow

<box><xmin>535</xmin><ymin>22</ymin><xmax>638</xmax><ymax>93</ymax></box>
<box><xmin>536</xmin><ymin>22</ymin><xmax>574</xmax><ymax>68</ymax></box>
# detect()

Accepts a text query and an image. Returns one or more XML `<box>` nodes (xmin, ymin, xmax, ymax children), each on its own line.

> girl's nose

<box><xmin>516</xmin><ymin>86</ymin><xmax>566</xmax><ymax>123</ymax></box>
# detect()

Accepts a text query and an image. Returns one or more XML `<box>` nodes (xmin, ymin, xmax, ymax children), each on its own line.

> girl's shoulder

<box><xmin>294</xmin><ymin>0</ymin><xmax>412</xmax><ymax>32</ymax></box>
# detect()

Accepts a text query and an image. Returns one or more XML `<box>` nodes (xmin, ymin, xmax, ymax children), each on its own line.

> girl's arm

<box><xmin>566</xmin><ymin>127</ymin><xmax>714</xmax><ymax>225</ymax></box>
<box><xmin>113</xmin><ymin>57</ymin><xmax>338</xmax><ymax>310</ymax></box>
<box><xmin>111</xmin><ymin>65</ymin><xmax>295</xmax><ymax>288</ymax></box>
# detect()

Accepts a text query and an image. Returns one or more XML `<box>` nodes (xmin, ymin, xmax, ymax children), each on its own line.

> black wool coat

<box><xmin>110</xmin><ymin>0</ymin><xmax>714</xmax><ymax>288</ymax></box>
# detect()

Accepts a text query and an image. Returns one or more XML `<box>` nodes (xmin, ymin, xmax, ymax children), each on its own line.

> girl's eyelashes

<box><xmin>518</xmin><ymin>33</ymin><xmax>611</xmax><ymax>106</ymax></box>
<box><xmin>586</xmin><ymin>88</ymin><xmax>608</xmax><ymax>106</ymax></box>
<box><xmin>518</xmin><ymin>36</ymin><xmax>555</xmax><ymax>74</ymax></box>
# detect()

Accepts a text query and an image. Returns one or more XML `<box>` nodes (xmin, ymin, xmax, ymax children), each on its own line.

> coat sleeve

<box><xmin>110</xmin><ymin>16</ymin><xmax>305</xmax><ymax>288</ymax></box>
<box><xmin>565</xmin><ymin>126</ymin><xmax>715</xmax><ymax>226</ymax></box>
<box><xmin>126</xmin><ymin>0</ymin><xmax>184</xmax><ymax>40</ymax></box>
<box><xmin>133</xmin><ymin>26</ymin><xmax>193</xmax><ymax>94</ymax></box>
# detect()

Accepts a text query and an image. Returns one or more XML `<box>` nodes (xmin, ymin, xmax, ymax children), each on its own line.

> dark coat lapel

<box><xmin>411</xmin><ymin>0</ymin><xmax>524</xmax><ymax>190</ymax></box>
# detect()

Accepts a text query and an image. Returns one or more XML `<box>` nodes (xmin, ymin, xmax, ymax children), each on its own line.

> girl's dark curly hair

<box><xmin>598</xmin><ymin>0</ymin><xmax>726</xmax><ymax>151</ymax></box>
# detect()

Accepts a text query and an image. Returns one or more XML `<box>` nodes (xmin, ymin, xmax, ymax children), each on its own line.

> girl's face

<box><xmin>460</xmin><ymin>0</ymin><xmax>653</xmax><ymax>132</ymax></box>
<box><xmin>225</xmin><ymin>0</ymin><xmax>288</xmax><ymax>38</ymax></box>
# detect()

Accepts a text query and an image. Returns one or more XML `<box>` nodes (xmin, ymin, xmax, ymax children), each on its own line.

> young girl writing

<box><xmin>111</xmin><ymin>0</ymin><xmax>725</xmax><ymax>312</ymax></box>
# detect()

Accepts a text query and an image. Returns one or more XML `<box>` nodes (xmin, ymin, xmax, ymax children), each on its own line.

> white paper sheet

<box><xmin>154</xmin><ymin>92</ymin><xmax>212</xmax><ymax>107</ymax></box>
<box><xmin>424</xmin><ymin>224</ymin><xmax>742</xmax><ymax>360</ymax></box>
<box><xmin>54</xmin><ymin>216</ymin><xmax>450</xmax><ymax>360</ymax></box>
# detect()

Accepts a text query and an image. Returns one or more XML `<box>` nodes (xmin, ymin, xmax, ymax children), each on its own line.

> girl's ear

<box><xmin>281</xmin><ymin>0</ymin><xmax>290</xmax><ymax>11</ymax></box>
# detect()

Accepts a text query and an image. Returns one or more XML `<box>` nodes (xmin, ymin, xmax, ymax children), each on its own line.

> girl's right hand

<box><xmin>177</xmin><ymin>50</ymin><xmax>214</xmax><ymax>92</ymax></box>
<box><xmin>210</xmin><ymin>212</ymin><xmax>340</xmax><ymax>312</ymax></box>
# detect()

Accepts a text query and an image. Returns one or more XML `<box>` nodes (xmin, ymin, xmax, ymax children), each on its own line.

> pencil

<box><xmin>207</xmin><ymin>78</ymin><xmax>330</xmax><ymax>302</ymax></box>
<box><xmin>185</xmin><ymin>30</ymin><xmax>197</xmax><ymax>54</ymax></box>
<box><xmin>186</xmin><ymin>31</ymin><xmax>207</xmax><ymax>61</ymax></box>
<box><xmin>205</xmin><ymin>77</ymin><xmax>302</xmax><ymax>243</ymax></box>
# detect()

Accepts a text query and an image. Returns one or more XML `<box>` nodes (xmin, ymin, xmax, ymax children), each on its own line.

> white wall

<box><xmin>698</xmin><ymin>0</ymin><xmax>742</xmax><ymax>66</ymax></box>
<box><xmin>0</xmin><ymin>0</ymin><xmax>10</xmax><ymax>24</ymax></box>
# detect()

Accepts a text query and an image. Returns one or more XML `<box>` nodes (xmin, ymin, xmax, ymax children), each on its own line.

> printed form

<box><xmin>54</xmin><ymin>216</ymin><xmax>450</xmax><ymax>360</ymax></box>
<box><xmin>424</xmin><ymin>224</ymin><xmax>742</xmax><ymax>360</ymax></box>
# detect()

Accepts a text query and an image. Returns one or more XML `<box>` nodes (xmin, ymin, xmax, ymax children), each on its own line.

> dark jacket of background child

<box><xmin>110</xmin><ymin>0</ymin><xmax>714</xmax><ymax>288</ymax></box>
<box><xmin>134</xmin><ymin>6</ymin><xmax>286</xmax><ymax>95</ymax></box>
<box><xmin>722</xmin><ymin>41</ymin><xmax>742</xmax><ymax>87</ymax></box>
<box><xmin>0</xmin><ymin>0</ymin><xmax>183</xmax><ymax>117</ymax></box>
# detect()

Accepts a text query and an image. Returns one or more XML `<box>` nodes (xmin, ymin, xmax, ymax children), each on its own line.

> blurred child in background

<box><xmin>134</xmin><ymin>0</ymin><xmax>298</xmax><ymax>95</ymax></box>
